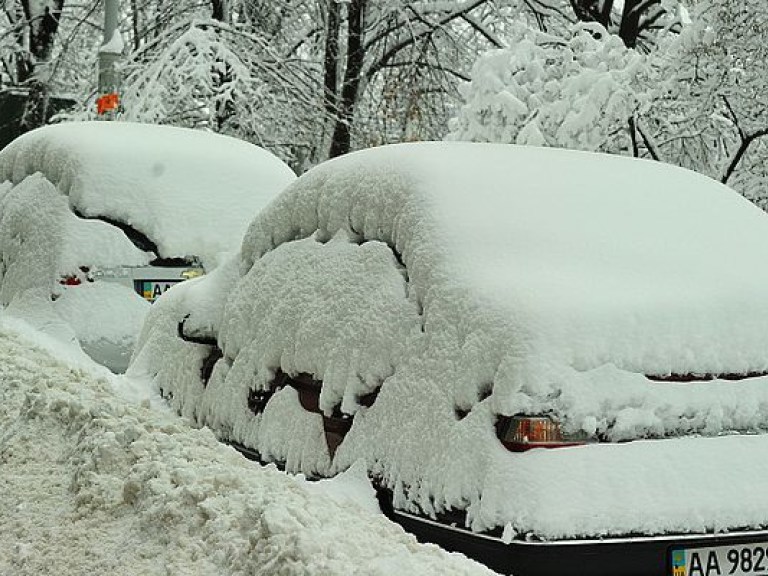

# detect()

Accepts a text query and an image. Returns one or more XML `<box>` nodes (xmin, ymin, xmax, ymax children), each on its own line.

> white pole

<box><xmin>97</xmin><ymin>0</ymin><xmax>121</xmax><ymax>114</ymax></box>
<box><xmin>103</xmin><ymin>0</ymin><xmax>119</xmax><ymax>42</ymax></box>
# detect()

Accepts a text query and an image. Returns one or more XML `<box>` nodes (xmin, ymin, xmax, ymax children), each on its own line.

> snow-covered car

<box><xmin>129</xmin><ymin>142</ymin><xmax>768</xmax><ymax>576</ymax></box>
<box><xmin>0</xmin><ymin>122</ymin><xmax>295</xmax><ymax>372</ymax></box>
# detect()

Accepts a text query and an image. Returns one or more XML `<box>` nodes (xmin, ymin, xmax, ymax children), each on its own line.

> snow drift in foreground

<box><xmin>131</xmin><ymin>142</ymin><xmax>768</xmax><ymax>540</ymax></box>
<box><xmin>0</xmin><ymin>121</ymin><xmax>296</xmax><ymax>267</ymax></box>
<box><xmin>0</xmin><ymin>324</ymin><xmax>494</xmax><ymax>576</ymax></box>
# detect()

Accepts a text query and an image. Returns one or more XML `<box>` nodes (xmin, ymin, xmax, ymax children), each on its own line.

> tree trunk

<box><xmin>210</xmin><ymin>0</ymin><xmax>234</xmax><ymax>130</ymax></box>
<box><xmin>20</xmin><ymin>0</ymin><xmax>65</xmax><ymax>131</ymax></box>
<box><xmin>570</xmin><ymin>0</ymin><xmax>614</xmax><ymax>28</ymax></box>
<box><xmin>130</xmin><ymin>0</ymin><xmax>140</xmax><ymax>51</ymax></box>
<box><xmin>570</xmin><ymin>0</ymin><xmax>665</xmax><ymax>49</ymax></box>
<box><xmin>618</xmin><ymin>0</ymin><xmax>643</xmax><ymax>48</ymax></box>
<box><xmin>329</xmin><ymin>0</ymin><xmax>365</xmax><ymax>158</ymax></box>
<box><xmin>211</xmin><ymin>0</ymin><xmax>228</xmax><ymax>23</ymax></box>
<box><xmin>323</xmin><ymin>0</ymin><xmax>340</xmax><ymax>123</ymax></box>
<box><xmin>4</xmin><ymin>4</ymin><xmax>31</xmax><ymax>84</ymax></box>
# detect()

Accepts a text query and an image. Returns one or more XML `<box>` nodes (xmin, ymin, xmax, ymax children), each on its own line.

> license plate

<box><xmin>135</xmin><ymin>280</ymin><xmax>180</xmax><ymax>302</ymax></box>
<box><xmin>671</xmin><ymin>543</ymin><xmax>768</xmax><ymax>576</ymax></box>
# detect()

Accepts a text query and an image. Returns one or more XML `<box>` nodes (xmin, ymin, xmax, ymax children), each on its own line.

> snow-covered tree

<box><xmin>105</xmin><ymin>1</ymin><xmax>532</xmax><ymax>165</ymax></box>
<box><xmin>119</xmin><ymin>18</ymin><xmax>324</xmax><ymax>168</ymax></box>
<box><xmin>1</xmin><ymin>0</ymin><xmax>67</xmax><ymax>128</ymax></box>
<box><xmin>646</xmin><ymin>0</ymin><xmax>768</xmax><ymax>198</ymax></box>
<box><xmin>448</xmin><ymin>21</ymin><xmax>652</xmax><ymax>154</ymax></box>
<box><xmin>450</xmin><ymin>1</ymin><xmax>768</xmax><ymax>206</ymax></box>
<box><xmin>324</xmin><ymin>0</ymin><xmax>523</xmax><ymax>157</ymax></box>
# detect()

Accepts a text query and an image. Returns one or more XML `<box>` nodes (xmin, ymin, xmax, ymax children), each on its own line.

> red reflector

<box><xmin>60</xmin><ymin>276</ymin><xmax>82</xmax><ymax>286</ymax></box>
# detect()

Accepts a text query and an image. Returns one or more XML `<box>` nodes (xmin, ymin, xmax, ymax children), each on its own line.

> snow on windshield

<box><xmin>132</xmin><ymin>142</ymin><xmax>768</xmax><ymax>540</ymax></box>
<box><xmin>0</xmin><ymin>121</ymin><xmax>296</xmax><ymax>267</ymax></box>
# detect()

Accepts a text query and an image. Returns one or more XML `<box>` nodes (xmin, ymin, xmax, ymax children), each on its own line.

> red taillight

<box><xmin>59</xmin><ymin>275</ymin><xmax>82</xmax><ymax>286</ymax></box>
<box><xmin>496</xmin><ymin>415</ymin><xmax>587</xmax><ymax>452</ymax></box>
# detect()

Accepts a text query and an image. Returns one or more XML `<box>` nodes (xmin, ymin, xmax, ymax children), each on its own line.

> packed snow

<box><xmin>131</xmin><ymin>142</ymin><xmax>768</xmax><ymax>540</ymax></box>
<box><xmin>99</xmin><ymin>29</ymin><xmax>124</xmax><ymax>55</ymax></box>
<box><xmin>0</xmin><ymin>315</ymin><xmax>495</xmax><ymax>576</ymax></box>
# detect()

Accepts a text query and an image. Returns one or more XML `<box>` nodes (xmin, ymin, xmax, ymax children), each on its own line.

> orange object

<box><xmin>96</xmin><ymin>92</ymin><xmax>119</xmax><ymax>115</ymax></box>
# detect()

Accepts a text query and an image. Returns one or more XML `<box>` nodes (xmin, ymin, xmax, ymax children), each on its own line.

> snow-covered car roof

<box><xmin>0</xmin><ymin>121</ymin><xmax>296</xmax><ymax>265</ymax></box>
<box><xmin>242</xmin><ymin>142</ymin><xmax>768</xmax><ymax>377</ymax></box>
<box><xmin>130</xmin><ymin>142</ymin><xmax>768</xmax><ymax>543</ymax></box>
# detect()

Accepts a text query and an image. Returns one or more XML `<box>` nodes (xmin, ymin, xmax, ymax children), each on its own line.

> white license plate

<box><xmin>136</xmin><ymin>280</ymin><xmax>180</xmax><ymax>302</ymax></box>
<box><xmin>671</xmin><ymin>543</ymin><xmax>768</xmax><ymax>576</ymax></box>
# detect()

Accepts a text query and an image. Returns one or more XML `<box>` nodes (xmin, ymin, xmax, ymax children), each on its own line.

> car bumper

<box><xmin>390</xmin><ymin>508</ymin><xmax>768</xmax><ymax>576</ymax></box>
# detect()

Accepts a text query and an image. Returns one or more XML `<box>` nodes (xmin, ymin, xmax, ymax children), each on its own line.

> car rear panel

<box><xmin>486</xmin><ymin>434</ymin><xmax>768</xmax><ymax>542</ymax></box>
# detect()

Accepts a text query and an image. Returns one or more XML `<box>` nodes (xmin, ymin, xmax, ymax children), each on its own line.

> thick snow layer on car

<box><xmin>0</xmin><ymin>323</ymin><xmax>495</xmax><ymax>576</ymax></box>
<box><xmin>0</xmin><ymin>173</ymin><xmax>151</xmax><ymax>371</ymax></box>
<box><xmin>0</xmin><ymin>122</ymin><xmax>293</xmax><ymax>372</ymax></box>
<box><xmin>219</xmin><ymin>232</ymin><xmax>421</xmax><ymax>415</ymax></box>
<box><xmin>484</xmin><ymin>434</ymin><xmax>768</xmax><ymax>539</ymax></box>
<box><xmin>131</xmin><ymin>142</ymin><xmax>768</xmax><ymax>539</ymax></box>
<box><xmin>0</xmin><ymin>121</ymin><xmax>296</xmax><ymax>267</ymax></box>
<box><xmin>234</xmin><ymin>142</ymin><xmax>768</xmax><ymax>418</ymax></box>
<box><xmin>242</xmin><ymin>142</ymin><xmax>768</xmax><ymax>378</ymax></box>
<box><xmin>129</xmin><ymin>261</ymin><xmax>240</xmax><ymax>423</ymax></box>
<box><xmin>0</xmin><ymin>173</ymin><xmax>147</xmax><ymax>305</ymax></box>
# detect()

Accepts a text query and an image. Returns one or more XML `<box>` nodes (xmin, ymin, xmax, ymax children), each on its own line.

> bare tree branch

<box><xmin>365</xmin><ymin>0</ymin><xmax>492</xmax><ymax>82</ymax></box>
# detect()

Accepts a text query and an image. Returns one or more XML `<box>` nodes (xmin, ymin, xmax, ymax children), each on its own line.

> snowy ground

<box><xmin>0</xmin><ymin>314</ymin><xmax>496</xmax><ymax>576</ymax></box>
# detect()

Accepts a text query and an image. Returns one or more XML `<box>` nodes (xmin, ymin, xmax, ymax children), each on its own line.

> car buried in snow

<box><xmin>0</xmin><ymin>122</ymin><xmax>295</xmax><ymax>372</ymax></box>
<box><xmin>129</xmin><ymin>142</ymin><xmax>768</xmax><ymax>576</ymax></box>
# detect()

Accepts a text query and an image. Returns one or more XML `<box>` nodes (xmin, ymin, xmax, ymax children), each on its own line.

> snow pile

<box><xmin>132</xmin><ymin>142</ymin><xmax>768</xmax><ymax>539</ymax></box>
<box><xmin>0</xmin><ymin>121</ymin><xmax>296</xmax><ymax>267</ymax></box>
<box><xmin>448</xmin><ymin>23</ymin><xmax>650</xmax><ymax>154</ymax></box>
<box><xmin>0</xmin><ymin>325</ymin><xmax>494</xmax><ymax>576</ymax></box>
<box><xmin>54</xmin><ymin>282</ymin><xmax>150</xmax><ymax>373</ymax></box>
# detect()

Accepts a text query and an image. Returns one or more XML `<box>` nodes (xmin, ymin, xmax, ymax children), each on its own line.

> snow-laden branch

<box><xmin>365</xmin><ymin>0</ymin><xmax>493</xmax><ymax>82</ymax></box>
